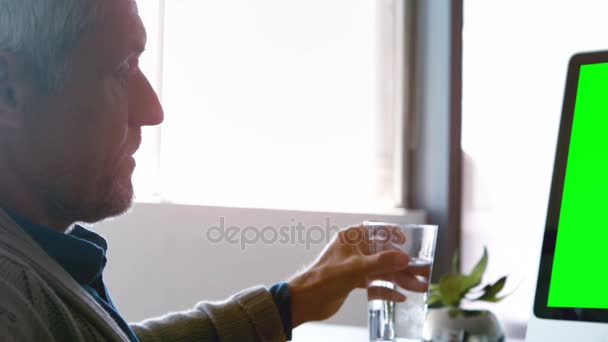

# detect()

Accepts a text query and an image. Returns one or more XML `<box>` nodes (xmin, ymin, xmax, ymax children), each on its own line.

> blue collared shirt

<box><xmin>7</xmin><ymin>210</ymin><xmax>293</xmax><ymax>341</ymax></box>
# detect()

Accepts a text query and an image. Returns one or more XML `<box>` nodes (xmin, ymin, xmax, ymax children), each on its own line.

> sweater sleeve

<box><xmin>129</xmin><ymin>285</ymin><xmax>286</xmax><ymax>342</ymax></box>
<box><xmin>0</xmin><ymin>275</ymin><xmax>56</xmax><ymax>342</ymax></box>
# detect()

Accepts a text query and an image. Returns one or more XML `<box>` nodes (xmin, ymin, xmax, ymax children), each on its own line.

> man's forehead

<box><xmin>101</xmin><ymin>0</ymin><xmax>138</xmax><ymax>15</ymax></box>
<box><xmin>98</xmin><ymin>0</ymin><xmax>146</xmax><ymax>53</ymax></box>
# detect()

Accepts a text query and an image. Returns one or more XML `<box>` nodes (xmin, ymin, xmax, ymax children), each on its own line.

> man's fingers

<box><xmin>363</xmin><ymin>250</ymin><xmax>410</xmax><ymax>276</ymax></box>
<box><xmin>338</xmin><ymin>225</ymin><xmax>370</xmax><ymax>247</ymax></box>
<box><xmin>407</xmin><ymin>263</ymin><xmax>432</xmax><ymax>278</ymax></box>
<box><xmin>394</xmin><ymin>271</ymin><xmax>429</xmax><ymax>293</ymax></box>
<box><xmin>369</xmin><ymin>271</ymin><xmax>429</xmax><ymax>293</ymax></box>
<box><xmin>366</xmin><ymin>225</ymin><xmax>406</xmax><ymax>256</ymax></box>
<box><xmin>338</xmin><ymin>224</ymin><xmax>406</xmax><ymax>256</ymax></box>
<box><xmin>369</xmin><ymin>225</ymin><xmax>406</xmax><ymax>245</ymax></box>
<box><xmin>367</xmin><ymin>286</ymin><xmax>406</xmax><ymax>302</ymax></box>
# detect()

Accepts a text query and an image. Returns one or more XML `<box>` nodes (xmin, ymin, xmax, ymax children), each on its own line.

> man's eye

<box><xmin>115</xmin><ymin>59</ymin><xmax>139</xmax><ymax>85</ymax></box>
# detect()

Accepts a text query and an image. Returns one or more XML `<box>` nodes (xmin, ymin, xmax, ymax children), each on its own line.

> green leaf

<box><xmin>448</xmin><ymin>308</ymin><xmax>462</xmax><ymax>318</ymax></box>
<box><xmin>480</xmin><ymin>295</ymin><xmax>508</xmax><ymax>303</ymax></box>
<box><xmin>461</xmin><ymin>247</ymin><xmax>488</xmax><ymax>292</ymax></box>
<box><xmin>473</xmin><ymin>276</ymin><xmax>508</xmax><ymax>302</ymax></box>
<box><xmin>428</xmin><ymin>284</ymin><xmax>442</xmax><ymax>306</ymax></box>
<box><xmin>428</xmin><ymin>293</ymin><xmax>442</xmax><ymax>306</ymax></box>
<box><xmin>439</xmin><ymin>273</ymin><xmax>467</xmax><ymax>307</ymax></box>
<box><xmin>452</xmin><ymin>249</ymin><xmax>460</xmax><ymax>273</ymax></box>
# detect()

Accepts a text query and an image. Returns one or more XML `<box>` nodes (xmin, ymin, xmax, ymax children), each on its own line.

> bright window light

<box><xmin>134</xmin><ymin>0</ymin><xmax>408</xmax><ymax>212</ymax></box>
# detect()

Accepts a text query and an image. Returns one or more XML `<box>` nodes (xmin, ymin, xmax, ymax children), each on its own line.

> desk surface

<box><xmin>292</xmin><ymin>323</ymin><xmax>525</xmax><ymax>342</ymax></box>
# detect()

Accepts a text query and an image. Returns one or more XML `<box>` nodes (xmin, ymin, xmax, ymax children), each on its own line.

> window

<box><xmin>462</xmin><ymin>0</ymin><xmax>608</xmax><ymax>326</ymax></box>
<box><xmin>133</xmin><ymin>0</ymin><xmax>410</xmax><ymax>212</ymax></box>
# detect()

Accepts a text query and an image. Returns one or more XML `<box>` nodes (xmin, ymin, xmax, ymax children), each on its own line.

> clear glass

<box><xmin>365</xmin><ymin>222</ymin><xmax>438</xmax><ymax>342</ymax></box>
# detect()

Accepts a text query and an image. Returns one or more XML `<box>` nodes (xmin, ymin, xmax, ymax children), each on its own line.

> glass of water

<box><xmin>365</xmin><ymin>221</ymin><xmax>438</xmax><ymax>342</ymax></box>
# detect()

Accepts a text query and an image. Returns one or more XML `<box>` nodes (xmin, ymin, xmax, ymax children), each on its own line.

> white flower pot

<box><xmin>424</xmin><ymin>308</ymin><xmax>505</xmax><ymax>342</ymax></box>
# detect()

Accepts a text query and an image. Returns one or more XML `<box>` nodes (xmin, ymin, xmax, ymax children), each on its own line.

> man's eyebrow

<box><xmin>116</xmin><ymin>39</ymin><xmax>144</xmax><ymax>67</ymax></box>
<box><xmin>118</xmin><ymin>42</ymin><xmax>144</xmax><ymax>63</ymax></box>
<box><xmin>132</xmin><ymin>41</ymin><xmax>145</xmax><ymax>55</ymax></box>
<box><xmin>130</xmin><ymin>24</ymin><xmax>147</xmax><ymax>55</ymax></box>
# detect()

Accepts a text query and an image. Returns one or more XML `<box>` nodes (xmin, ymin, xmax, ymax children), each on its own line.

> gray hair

<box><xmin>0</xmin><ymin>0</ymin><xmax>101</xmax><ymax>92</ymax></box>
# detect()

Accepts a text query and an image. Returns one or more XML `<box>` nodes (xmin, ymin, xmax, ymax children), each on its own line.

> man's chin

<box><xmin>75</xmin><ymin>178</ymin><xmax>135</xmax><ymax>224</ymax></box>
<box><xmin>101</xmin><ymin>180</ymin><xmax>135</xmax><ymax>219</ymax></box>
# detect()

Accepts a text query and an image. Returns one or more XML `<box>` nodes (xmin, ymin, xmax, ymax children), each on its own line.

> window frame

<box><xmin>133</xmin><ymin>0</ymin><xmax>463</xmax><ymax>278</ymax></box>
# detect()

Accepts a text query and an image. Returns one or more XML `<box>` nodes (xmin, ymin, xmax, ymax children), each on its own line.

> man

<box><xmin>0</xmin><ymin>0</ymin><xmax>426</xmax><ymax>341</ymax></box>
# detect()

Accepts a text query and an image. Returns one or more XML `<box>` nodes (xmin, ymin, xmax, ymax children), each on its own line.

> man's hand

<box><xmin>287</xmin><ymin>224</ymin><xmax>430</xmax><ymax>327</ymax></box>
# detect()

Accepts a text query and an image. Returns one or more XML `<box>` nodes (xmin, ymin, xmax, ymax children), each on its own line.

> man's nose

<box><xmin>128</xmin><ymin>71</ymin><xmax>164</xmax><ymax>127</ymax></box>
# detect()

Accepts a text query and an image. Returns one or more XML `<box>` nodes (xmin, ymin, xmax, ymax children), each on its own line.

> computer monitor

<box><xmin>527</xmin><ymin>50</ymin><xmax>608</xmax><ymax>341</ymax></box>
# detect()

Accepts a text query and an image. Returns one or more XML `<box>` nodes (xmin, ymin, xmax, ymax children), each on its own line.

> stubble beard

<box><xmin>38</xmin><ymin>168</ymin><xmax>135</xmax><ymax>228</ymax></box>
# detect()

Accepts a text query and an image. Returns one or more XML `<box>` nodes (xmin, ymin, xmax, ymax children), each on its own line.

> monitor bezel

<box><xmin>534</xmin><ymin>50</ymin><xmax>608</xmax><ymax>322</ymax></box>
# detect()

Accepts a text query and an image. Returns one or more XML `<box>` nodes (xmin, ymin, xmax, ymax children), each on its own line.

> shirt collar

<box><xmin>6</xmin><ymin>209</ymin><xmax>108</xmax><ymax>285</ymax></box>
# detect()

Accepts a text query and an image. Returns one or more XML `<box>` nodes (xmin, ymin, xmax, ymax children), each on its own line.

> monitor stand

<box><xmin>527</xmin><ymin>312</ymin><xmax>608</xmax><ymax>341</ymax></box>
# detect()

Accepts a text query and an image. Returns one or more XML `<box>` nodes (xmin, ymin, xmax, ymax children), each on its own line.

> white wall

<box><xmin>462</xmin><ymin>0</ymin><xmax>608</xmax><ymax>329</ymax></box>
<box><xmin>94</xmin><ymin>203</ymin><xmax>425</xmax><ymax>327</ymax></box>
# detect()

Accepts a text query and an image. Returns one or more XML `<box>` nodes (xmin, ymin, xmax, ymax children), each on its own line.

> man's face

<box><xmin>15</xmin><ymin>0</ymin><xmax>163</xmax><ymax>224</ymax></box>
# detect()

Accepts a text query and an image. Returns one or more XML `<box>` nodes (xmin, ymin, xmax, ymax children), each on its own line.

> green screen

<box><xmin>548</xmin><ymin>62</ymin><xmax>608</xmax><ymax>308</ymax></box>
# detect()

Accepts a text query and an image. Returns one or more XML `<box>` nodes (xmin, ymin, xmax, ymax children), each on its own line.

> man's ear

<box><xmin>0</xmin><ymin>54</ymin><xmax>26</xmax><ymax>129</ymax></box>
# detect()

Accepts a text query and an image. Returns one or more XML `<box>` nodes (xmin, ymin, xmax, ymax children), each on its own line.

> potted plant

<box><xmin>424</xmin><ymin>248</ymin><xmax>510</xmax><ymax>342</ymax></box>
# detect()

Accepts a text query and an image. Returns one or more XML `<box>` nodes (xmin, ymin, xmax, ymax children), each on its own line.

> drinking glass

<box><xmin>365</xmin><ymin>221</ymin><xmax>438</xmax><ymax>342</ymax></box>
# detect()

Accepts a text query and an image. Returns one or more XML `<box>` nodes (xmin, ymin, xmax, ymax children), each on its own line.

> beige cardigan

<box><xmin>0</xmin><ymin>209</ymin><xmax>286</xmax><ymax>341</ymax></box>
